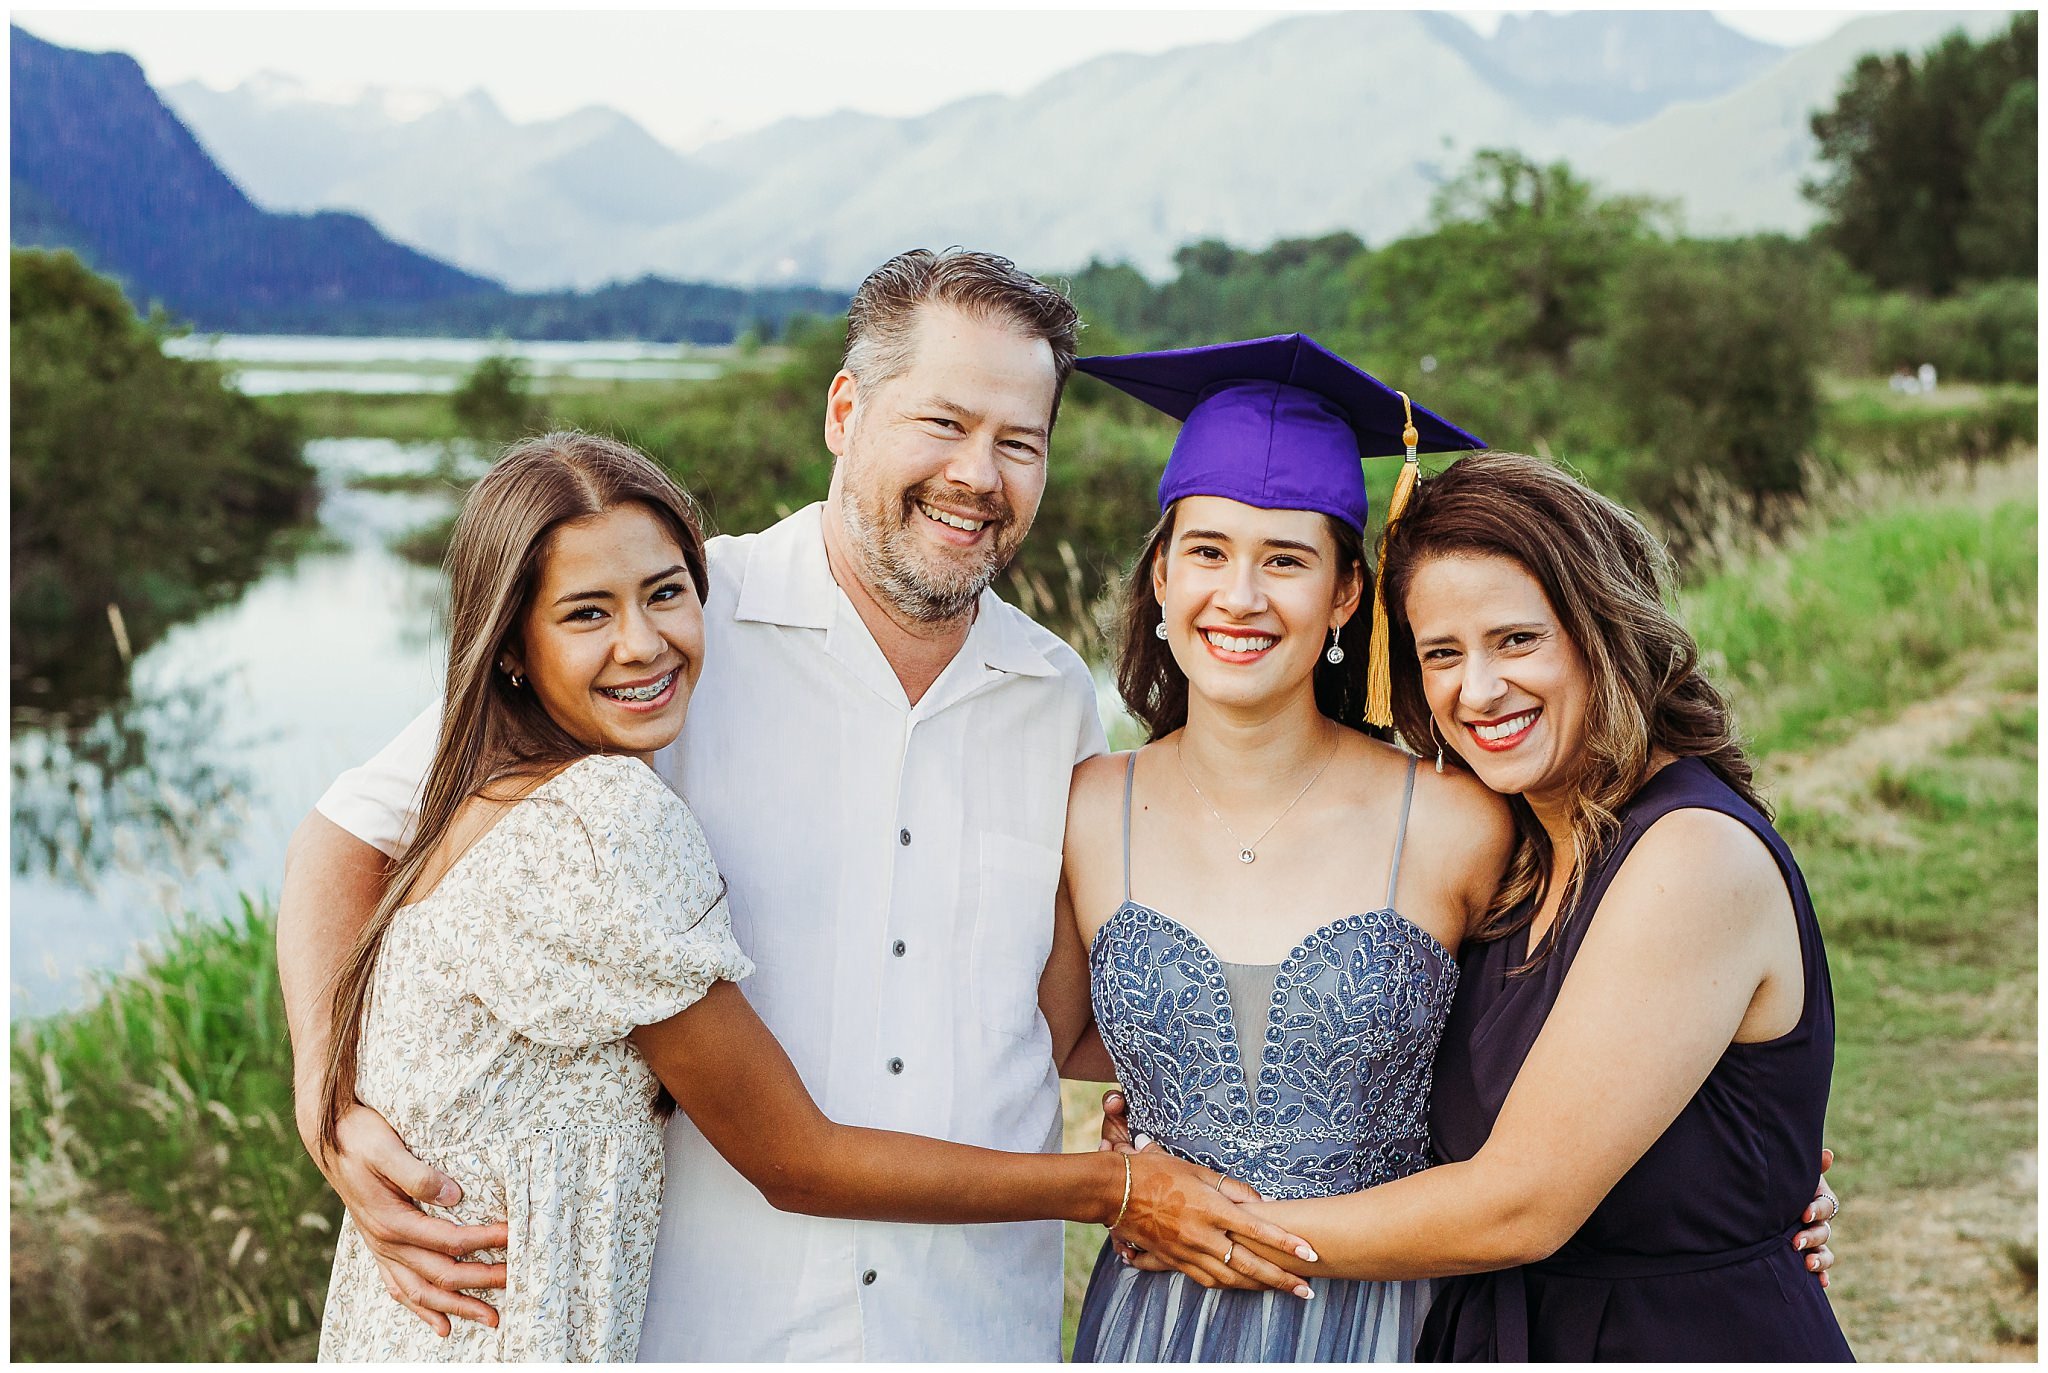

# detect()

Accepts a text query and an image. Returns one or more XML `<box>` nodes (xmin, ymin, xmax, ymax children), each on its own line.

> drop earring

<box><xmin>1155</xmin><ymin>616</ymin><xmax>1168</xmax><ymax>640</ymax></box>
<box><xmin>1431</xmin><ymin>721</ymin><xmax>1446</xmax><ymax>774</ymax></box>
<box><xmin>1325</xmin><ymin>626</ymin><xmax>1344</xmax><ymax>665</ymax></box>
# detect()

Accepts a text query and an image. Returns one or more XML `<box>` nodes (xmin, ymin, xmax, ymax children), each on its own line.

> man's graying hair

<box><xmin>843</xmin><ymin>248</ymin><xmax>1082</xmax><ymax>421</ymax></box>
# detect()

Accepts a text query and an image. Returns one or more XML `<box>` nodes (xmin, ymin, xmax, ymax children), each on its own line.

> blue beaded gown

<box><xmin>1073</xmin><ymin>754</ymin><xmax>1456</xmax><ymax>1362</ymax></box>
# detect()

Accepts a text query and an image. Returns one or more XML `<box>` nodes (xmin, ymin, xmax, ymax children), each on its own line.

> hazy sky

<box><xmin>14</xmin><ymin>8</ymin><xmax>1877</xmax><ymax>149</ymax></box>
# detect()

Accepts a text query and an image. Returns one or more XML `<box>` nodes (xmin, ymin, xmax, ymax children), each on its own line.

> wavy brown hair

<box><xmin>1378</xmin><ymin>450</ymin><xmax>1764</xmax><ymax>958</ymax></box>
<box><xmin>315</xmin><ymin>431</ymin><xmax>708</xmax><ymax>1154</ymax></box>
<box><xmin>1116</xmin><ymin>502</ymin><xmax>1372</xmax><ymax>739</ymax></box>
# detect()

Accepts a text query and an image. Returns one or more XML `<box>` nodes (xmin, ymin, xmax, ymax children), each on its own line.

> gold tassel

<box><xmin>1365</xmin><ymin>394</ymin><xmax>1422</xmax><ymax>729</ymax></box>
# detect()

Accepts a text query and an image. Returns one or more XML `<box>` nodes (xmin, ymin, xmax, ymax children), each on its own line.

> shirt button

<box><xmin>862</xmin><ymin>1269</ymin><xmax>878</xmax><ymax>1286</ymax></box>
<box><xmin>891</xmin><ymin>940</ymin><xmax>907</xmax><ymax>957</ymax></box>
<box><xmin>887</xmin><ymin>1057</ymin><xmax>904</xmax><ymax>1075</ymax></box>
<box><xmin>899</xmin><ymin>828</ymin><xmax>911</xmax><ymax>846</ymax></box>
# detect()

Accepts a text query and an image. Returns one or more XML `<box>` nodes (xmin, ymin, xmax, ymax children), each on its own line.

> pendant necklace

<box><xmin>1175</xmin><ymin>734</ymin><xmax>1339</xmax><ymax>864</ymax></box>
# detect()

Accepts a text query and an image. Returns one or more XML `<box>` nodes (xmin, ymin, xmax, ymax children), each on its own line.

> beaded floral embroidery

<box><xmin>1090</xmin><ymin>902</ymin><xmax>1457</xmax><ymax>1200</ymax></box>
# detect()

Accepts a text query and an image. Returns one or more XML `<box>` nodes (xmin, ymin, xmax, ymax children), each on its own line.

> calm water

<box><xmin>9</xmin><ymin>438</ymin><xmax>461</xmax><ymax>1015</ymax></box>
<box><xmin>162</xmin><ymin>335</ymin><xmax>727</xmax><ymax>394</ymax></box>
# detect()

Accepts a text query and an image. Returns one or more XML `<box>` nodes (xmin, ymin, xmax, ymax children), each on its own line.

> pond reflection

<box><xmin>11</xmin><ymin>671</ymin><xmax>254</xmax><ymax>894</ymax></box>
<box><xmin>10</xmin><ymin>439</ymin><xmax>457</xmax><ymax>1015</ymax></box>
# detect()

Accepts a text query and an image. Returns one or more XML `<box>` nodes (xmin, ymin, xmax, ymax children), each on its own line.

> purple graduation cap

<box><xmin>1074</xmin><ymin>334</ymin><xmax>1484</xmax><ymax>530</ymax></box>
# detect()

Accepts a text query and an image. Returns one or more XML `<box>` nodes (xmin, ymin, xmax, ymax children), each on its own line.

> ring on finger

<box><xmin>1222</xmin><ymin>1240</ymin><xmax>1235</xmax><ymax>1268</ymax></box>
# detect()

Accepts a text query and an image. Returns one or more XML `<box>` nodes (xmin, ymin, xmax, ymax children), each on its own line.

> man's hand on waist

<box><xmin>313</xmin><ymin>1101</ymin><xmax>510</xmax><ymax>1337</ymax></box>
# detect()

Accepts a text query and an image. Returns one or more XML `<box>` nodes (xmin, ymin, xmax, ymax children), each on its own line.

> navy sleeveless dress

<box><xmin>1418</xmin><ymin>757</ymin><xmax>1854</xmax><ymax>1362</ymax></box>
<box><xmin>1074</xmin><ymin>754</ymin><xmax>1456</xmax><ymax>1361</ymax></box>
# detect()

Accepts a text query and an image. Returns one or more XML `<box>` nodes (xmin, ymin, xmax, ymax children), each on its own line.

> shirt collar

<box><xmin>732</xmin><ymin>503</ymin><xmax>837</xmax><ymax>630</ymax></box>
<box><xmin>963</xmin><ymin>587</ymin><xmax>1060</xmax><ymax>679</ymax></box>
<box><xmin>734</xmin><ymin>502</ymin><xmax>1060</xmax><ymax>680</ymax></box>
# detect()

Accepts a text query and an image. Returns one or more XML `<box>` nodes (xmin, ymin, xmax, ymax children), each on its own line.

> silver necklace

<box><xmin>1174</xmin><ymin>735</ymin><xmax>1339</xmax><ymax>864</ymax></box>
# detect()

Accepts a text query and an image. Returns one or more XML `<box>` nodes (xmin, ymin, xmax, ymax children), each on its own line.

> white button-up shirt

<box><xmin>316</xmin><ymin>503</ymin><xmax>1106</xmax><ymax>1361</ymax></box>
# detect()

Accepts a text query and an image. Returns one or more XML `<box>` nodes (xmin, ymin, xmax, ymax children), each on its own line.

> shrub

<box><xmin>10</xmin><ymin>249</ymin><xmax>314</xmax><ymax>711</ymax></box>
<box><xmin>1829</xmin><ymin>279</ymin><xmax>2038</xmax><ymax>383</ymax></box>
<box><xmin>450</xmin><ymin>353</ymin><xmax>540</xmax><ymax>440</ymax></box>
<box><xmin>1599</xmin><ymin>237</ymin><xmax>1829</xmax><ymax>528</ymax></box>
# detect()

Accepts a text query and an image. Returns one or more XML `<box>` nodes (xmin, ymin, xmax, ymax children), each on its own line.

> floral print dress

<box><xmin>318</xmin><ymin>753</ymin><xmax>753</xmax><ymax>1362</ymax></box>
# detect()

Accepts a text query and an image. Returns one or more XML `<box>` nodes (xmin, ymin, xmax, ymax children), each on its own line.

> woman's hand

<box><xmin>1114</xmin><ymin>1148</ymin><xmax>1318</xmax><ymax>1299</ymax></box>
<box><xmin>1793</xmin><ymin>1148</ymin><xmax>1840</xmax><ymax>1288</ymax></box>
<box><xmin>1098</xmin><ymin>1089</ymin><xmax>1145</xmax><ymax>1266</ymax></box>
<box><xmin>314</xmin><ymin>1103</ymin><xmax>509</xmax><ymax>1335</ymax></box>
<box><xmin>1108</xmin><ymin>1089</ymin><xmax>1844</xmax><ymax>1289</ymax></box>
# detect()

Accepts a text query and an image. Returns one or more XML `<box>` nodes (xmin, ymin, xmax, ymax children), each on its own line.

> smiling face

<box><xmin>825</xmin><ymin>302</ymin><xmax>1057</xmax><ymax>623</ymax></box>
<box><xmin>504</xmin><ymin>502</ymin><xmax>705</xmax><ymax>764</ymax></box>
<box><xmin>1403</xmin><ymin>551</ymin><xmax>1591</xmax><ymax>808</ymax></box>
<box><xmin>1151</xmin><ymin>495</ymin><xmax>1361</xmax><ymax>717</ymax></box>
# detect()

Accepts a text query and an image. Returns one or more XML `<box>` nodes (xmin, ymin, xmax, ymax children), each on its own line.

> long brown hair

<box><xmin>1378</xmin><ymin>450</ymin><xmax>1764</xmax><ymax>956</ymax></box>
<box><xmin>316</xmin><ymin>430</ymin><xmax>708</xmax><ymax>1153</ymax></box>
<box><xmin>1115</xmin><ymin>502</ymin><xmax>1372</xmax><ymax>739</ymax></box>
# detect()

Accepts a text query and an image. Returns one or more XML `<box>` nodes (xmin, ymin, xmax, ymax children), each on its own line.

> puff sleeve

<box><xmin>463</xmin><ymin>754</ymin><xmax>753</xmax><ymax>1047</ymax></box>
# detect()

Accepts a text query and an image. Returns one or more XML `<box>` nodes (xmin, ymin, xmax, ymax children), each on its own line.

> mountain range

<box><xmin>162</xmin><ymin>78</ymin><xmax>738</xmax><ymax>291</ymax></box>
<box><xmin>8</xmin><ymin>26</ymin><xmax>848</xmax><ymax>339</ymax></box>
<box><xmin>12</xmin><ymin>10</ymin><xmax>2021</xmax><ymax>320</ymax></box>
<box><xmin>9</xmin><ymin>24</ymin><xmax>497</xmax><ymax>327</ymax></box>
<box><xmin>152</xmin><ymin>9</ymin><xmax>2013</xmax><ymax>291</ymax></box>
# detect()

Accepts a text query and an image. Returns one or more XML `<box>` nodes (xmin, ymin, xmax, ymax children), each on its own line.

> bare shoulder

<box><xmin>1621</xmin><ymin>806</ymin><xmax>1789</xmax><ymax>926</ymax></box>
<box><xmin>1067</xmin><ymin>748</ymin><xmax>1136</xmax><ymax>835</ymax></box>
<box><xmin>1408</xmin><ymin>757</ymin><xmax>1515</xmax><ymax>853</ymax></box>
<box><xmin>1417</xmin><ymin>758</ymin><xmax>1515</xmax><ymax>831</ymax></box>
<box><xmin>1063</xmin><ymin>747</ymin><xmax>1140</xmax><ymax>923</ymax></box>
<box><xmin>1367</xmin><ymin>748</ymin><xmax>1515</xmax><ymax>930</ymax></box>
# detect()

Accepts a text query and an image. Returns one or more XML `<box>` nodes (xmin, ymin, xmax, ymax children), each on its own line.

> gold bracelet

<box><xmin>1108</xmin><ymin>1153</ymin><xmax>1132</xmax><ymax>1229</ymax></box>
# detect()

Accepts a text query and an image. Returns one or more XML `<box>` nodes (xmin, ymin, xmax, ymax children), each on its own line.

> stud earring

<box><xmin>1325</xmin><ymin>626</ymin><xmax>1345</xmax><ymax>665</ymax></box>
<box><xmin>1155</xmin><ymin>616</ymin><xmax>1168</xmax><ymax>641</ymax></box>
<box><xmin>504</xmin><ymin>664</ymin><xmax>525</xmax><ymax>689</ymax></box>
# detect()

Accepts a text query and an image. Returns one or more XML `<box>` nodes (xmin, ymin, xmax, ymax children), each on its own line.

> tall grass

<box><xmin>1793</xmin><ymin>694</ymin><xmax>2038</xmax><ymax>1359</ymax></box>
<box><xmin>1679</xmin><ymin>456</ymin><xmax>2037</xmax><ymax>757</ymax></box>
<box><xmin>10</xmin><ymin>898</ymin><xmax>339</xmax><ymax>1361</ymax></box>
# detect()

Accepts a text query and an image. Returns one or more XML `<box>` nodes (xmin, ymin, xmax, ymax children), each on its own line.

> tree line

<box><xmin>1057</xmin><ymin>15</ymin><xmax>2035</xmax><ymax>540</ymax></box>
<box><xmin>10</xmin><ymin>249</ymin><xmax>317</xmax><ymax>712</ymax></box>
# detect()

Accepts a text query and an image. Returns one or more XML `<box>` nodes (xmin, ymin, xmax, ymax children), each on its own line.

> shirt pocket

<box><xmin>971</xmin><ymin>832</ymin><xmax>1063</xmax><ymax>1042</ymax></box>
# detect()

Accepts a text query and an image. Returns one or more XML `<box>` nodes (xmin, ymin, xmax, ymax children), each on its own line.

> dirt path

<box><xmin>1765</xmin><ymin>621</ymin><xmax>2038</xmax><ymax>1360</ymax></box>
<box><xmin>1759</xmin><ymin>626</ymin><xmax>2037</xmax><ymax>824</ymax></box>
<box><xmin>1830</xmin><ymin>1150</ymin><xmax>2039</xmax><ymax>1361</ymax></box>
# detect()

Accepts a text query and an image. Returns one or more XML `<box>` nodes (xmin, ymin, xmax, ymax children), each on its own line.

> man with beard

<box><xmin>277</xmin><ymin>251</ymin><xmax>1167</xmax><ymax>1359</ymax></box>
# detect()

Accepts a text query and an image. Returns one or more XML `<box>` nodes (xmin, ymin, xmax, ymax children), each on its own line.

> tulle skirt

<box><xmin>1072</xmin><ymin>1237</ymin><xmax>1433</xmax><ymax>1362</ymax></box>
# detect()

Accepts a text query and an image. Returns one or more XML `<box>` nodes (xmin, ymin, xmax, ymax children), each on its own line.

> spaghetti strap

<box><xmin>1386</xmin><ymin>756</ymin><xmax>1419</xmax><ymax>910</ymax></box>
<box><xmin>1121</xmin><ymin>752</ymin><xmax>1138</xmax><ymax>903</ymax></box>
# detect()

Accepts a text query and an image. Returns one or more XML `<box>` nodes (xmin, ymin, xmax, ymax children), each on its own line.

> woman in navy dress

<box><xmin>1388</xmin><ymin>453</ymin><xmax>1852</xmax><ymax>1360</ymax></box>
<box><xmin>1165</xmin><ymin>449</ymin><xmax>1852</xmax><ymax>1359</ymax></box>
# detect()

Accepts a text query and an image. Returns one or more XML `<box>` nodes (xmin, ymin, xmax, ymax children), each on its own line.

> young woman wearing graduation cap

<box><xmin>1050</xmin><ymin>337</ymin><xmax>1846</xmax><ymax>1361</ymax></box>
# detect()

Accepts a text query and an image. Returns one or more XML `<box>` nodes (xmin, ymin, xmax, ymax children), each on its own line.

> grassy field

<box><xmin>10</xmin><ymin>900</ymin><xmax>338</xmax><ymax>1361</ymax></box>
<box><xmin>12</xmin><ymin>454</ymin><xmax>2036</xmax><ymax>1360</ymax></box>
